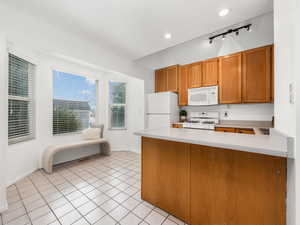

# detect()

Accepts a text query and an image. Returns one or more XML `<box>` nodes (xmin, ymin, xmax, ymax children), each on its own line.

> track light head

<box><xmin>222</xmin><ymin>34</ymin><xmax>226</xmax><ymax>40</ymax></box>
<box><xmin>235</xmin><ymin>30</ymin><xmax>239</xmax><ymax>36</ymax></box>
<box><xmin>247</xmin><ymin>25</ymin><xmax>252</xmax><ymax>32</ymax></box>
<box><xmin>209</xmin><ymin>39</ymin><xmax>213</xmax><ymax>44</ymax></box>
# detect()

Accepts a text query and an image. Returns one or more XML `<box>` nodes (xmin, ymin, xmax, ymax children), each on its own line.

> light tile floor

<box><xmin>0</xmin><ymin>151</ymin><xmax>188</xmax><ymax>225</ymax></box>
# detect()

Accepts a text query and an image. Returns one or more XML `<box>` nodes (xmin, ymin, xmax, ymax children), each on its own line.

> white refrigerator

<box><xmin>147</xmin><ymin>92</ymin><xmax>179</xmax><ymax>129</ymax></box>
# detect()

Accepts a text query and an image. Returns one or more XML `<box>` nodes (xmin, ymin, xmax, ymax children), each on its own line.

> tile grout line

<box><xmin>39</xmin><ymin>168</ymin><xmax>93</xmax><ymax>225</ymax></box>
<box><xmin>4</xmin><ymin>152</ymin><xmax>184</xmax><ymax>225</ymax></box>
<box><xmin>15</xmin><ymin>184</ymin><xmax>34</xmax><ymax>225</ymax></box>
<box><xmin>28</xmin><ymin>174</ymin><xmax>63</xmax><ymax>225</ymax></box>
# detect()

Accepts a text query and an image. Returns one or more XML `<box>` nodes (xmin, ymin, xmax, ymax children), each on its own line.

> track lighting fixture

<box><xmin>208</xmin><ymin>24</ymin><xmax>252</xmax><ymax>44</ymax></box>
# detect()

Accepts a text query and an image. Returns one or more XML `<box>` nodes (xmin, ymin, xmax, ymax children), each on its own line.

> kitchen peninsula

<box><xmin>135</xmin><ymin>127</ymin><xmax>292</xmax><ymax>225</ymax></box>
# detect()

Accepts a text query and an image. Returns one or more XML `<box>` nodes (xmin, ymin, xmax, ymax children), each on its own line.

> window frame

<box><xmin>8</xmin><ymin>52</ymin><xmax>36</xmax><ymax>145</ymax></box>
<box><xmin>108</xmin><ymin>81</ymin><xmax>127</xmax><ymax>130</ymax></box>
<box><xmin>51</xmin><ymin>69</ymin><xmax>99</xmax><ymax>136</ymax></box>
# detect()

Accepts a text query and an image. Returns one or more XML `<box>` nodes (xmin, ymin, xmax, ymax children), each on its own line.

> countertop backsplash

<box><xmin>181</xmin><ymin>103</ymin><xmax>274</xmax><ymax>121</ymax></box>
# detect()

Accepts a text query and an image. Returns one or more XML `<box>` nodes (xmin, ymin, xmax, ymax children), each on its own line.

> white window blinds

<box><xmin>109</xmin><ymin>81</ymin><xmax>126</xmax><ymax>129</ymax></box>
<box><xmin>8</xmin><ymin>54</ymin><xmax>35</xmax><ymax>144</ymax></box>
<box><xmin>52</xmin><ymin>71</ymin><xmax>96</xmax><ymax>135</ymax></box>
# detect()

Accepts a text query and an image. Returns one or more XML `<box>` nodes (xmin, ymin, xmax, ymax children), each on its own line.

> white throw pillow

<box><xmin>81</xmin><ymin>128</ymin><xmax>101</xmax><ymax>140</ymax></box>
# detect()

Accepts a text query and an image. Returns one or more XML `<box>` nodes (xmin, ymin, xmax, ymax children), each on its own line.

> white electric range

<box><xmin>183</xmin><ymin>112</ymin><xmax>219</xmax><ymax>130</ymax></box>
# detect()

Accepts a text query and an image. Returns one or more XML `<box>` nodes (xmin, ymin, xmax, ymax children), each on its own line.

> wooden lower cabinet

<box><xmin>141</xmin><ymin>137</ymin><xmax>190</xmax><ymax>222</ymax></box>
<box><xmin>142</xmin><ymin>137</ymin><xmax>286</xmax><ymax>225</ymax></box>
<box><xmin>215</xmin><ymin>127</ymin><xmax>237</xmax><ymax>133</ymax></box>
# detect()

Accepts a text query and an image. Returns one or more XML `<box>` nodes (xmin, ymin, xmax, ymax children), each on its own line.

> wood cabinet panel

<box><xmin>242</xmin><ymin>46</ymin><xmax>271</xmax><ymax>103</ymax></box>
<box><xmin>166</xmin><ymin>65</ymin><xmax>179</xmax><ymax>92</ymax></box>
<box><xmin>237</xmin><ymin>128</ymin><xmax>255</xmax><ymax>134</ymax></box>
<box><xmin>215</xmin><ymin>127</ymin><xmax>255</xmax><ymax>134</ymax></box>
<box><xmin>271</xmin><ymin>45</ymin><xmax>274</xmax><ymax>102</ymax></box>
<box><xmin>219</xmin><ymin>53</ymin><xmax>242</xmax><ymax>104</ymax></box>
<box><xmin>202</xmin><ymin>58</ymin><xmax>219</xmax><ymax>86</ymax></box>
<box><xmin>141</xmin><ymin>137</ymin><xmax>190</xmax><ymax>222</ymax></box>
<box><xmin>178</xmin><ymin>65</ymin><xmax>189</xmax><ymax>106</ymax></box>
<box><xmin>188</xmin><ymin>62</ymin><xmax>202</xmax><ymax>88</ymax></box>
<box><xmin>215</xmin><ymin>127</ymin><xmax>237</xmax><ymax>133</ymax></box>
<box><xmin>190</xmin><ymin>144</ymin><xmax>286</xmax><ymax>225</ymax></box>
<box><xmin>155</xmin><ymin>69</ymin><xmax>167</xmax><ymax>92</ymax></box>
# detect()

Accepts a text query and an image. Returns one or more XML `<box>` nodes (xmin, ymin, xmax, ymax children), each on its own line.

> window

<box><xmin>109</xmin><ymin>81</ymin><xmax>126</xmax><ymax>129</ymax></box>
<box><xmin>8</xmin><ymin>54</ymin><xmax>35</xmax><ymax>144</ymax></box>
<box><xmin>53</xmin><ymin>71</ymin><xmax>96</xmax><ymax>135</ymax></box>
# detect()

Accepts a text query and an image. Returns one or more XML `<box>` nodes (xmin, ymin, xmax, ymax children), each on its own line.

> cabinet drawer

<box><xmin>237</xmin><ymin>128</ymin><xmax>255</xmax><ymax>134</ymax></box>
<box><xmin>215</xmin><ymin>127</ymin><xmax>236</xmax><ymax>133</ymax></box>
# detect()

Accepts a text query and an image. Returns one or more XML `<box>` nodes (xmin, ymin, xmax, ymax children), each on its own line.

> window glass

<box><xmin>109</xmin><ymin>81</ymin><xmax>126</xmax><ymax>129</ymax></box>
<box><xmin>8</xmin><ymin>54</ymin><xmax>35</xmax><ymax>144</ymax></box>
<box><xmin>53</xmin><ymin>71</ymin><xmax>96</xmax><ymax>135</ymax></box>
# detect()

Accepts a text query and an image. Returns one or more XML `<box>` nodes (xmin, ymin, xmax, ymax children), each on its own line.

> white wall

<box><xmin>0</xmin><ymin>1</ymin><xmax>149</xmax><ymax>194</ymax></box>
<box><xmin>135</xmin><ymin>13</ymin><xmax>274</xmax><ymax>70</ymax></box>
<box><xmin>136</xmin><ymin>13</ymin><xmax>274</xmax><ymax>121</ymax></box>
<box><xmin>182</xmin><ymin>104</ymin><xmax>274</xmax><ymax>121</ymax></box>
<box><xmin>273</xmin><ymin>1</ymin><xmax>298</xmax><ymax>225</ymax></box>
<box><xmin>3</xmin><ymin>47</ymin><xmax>145</xmax><ymax>186</ymax></box>
<box><xmin>274</xmin><ymin>1</ymin><xmax>296</xmax><ymax>137</ymax></box>
<box><xmin>0</xmin><ymin>36</ymin><xmax>8</xmax><ymax>212</ymax></box>
<box><xmin>0</xmin><ymin>2</ymin><xmax>154</xmax><ymax>93</ymax></box>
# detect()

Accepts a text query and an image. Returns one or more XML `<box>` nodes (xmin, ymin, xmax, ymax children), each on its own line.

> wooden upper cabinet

<box><xmin>155</xmin><ymin>65</ymin><xmax>179</xmax><ymax>92</ymax></box>
<box><xmin>219</xmin><ymin>53</ymin><xmax>242</xmax><ymax>104</ymax></box>
<box><xmin>242</xmin><ymin>46</ymin><xmax>272</xmax><ymax>103</ymax></box>
<box><xmin>178</xmin><ymin>65</ymin><xmax>189</xmax><ymax>106</ymax></box>
<box><xmin>166</xmin><ymin>65</ymin><xmax>179</xmax><ymax>92</ymax></box>
<box><xmin>271</xmin><ymin>45</ymin><xmax>274</xmax><ymax>102</ymax></box>
<box><xmin>155</xmin><ymin>69</ymin><xmax>167</xmax><ymax>92</ymax></box>
<box><xmin>188</xmin><ymin>62</ymin><xmax>202</xmax><ymax>88</ymax></box>
<box><xmin>202</xmin><ymin>58</ymin><xmax>219</xmax><ymax>86</ymax></box>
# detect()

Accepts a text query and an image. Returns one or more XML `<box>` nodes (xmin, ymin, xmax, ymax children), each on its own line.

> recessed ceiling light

<box><xmin>219</xmin><ymin>8</ymin><xmax>230</xmax><ymax>17</ymax></box>
<box><xmin>164</xmin><ymin>33</ymin><xmax>172</xmax><ymax>39</ymax></box>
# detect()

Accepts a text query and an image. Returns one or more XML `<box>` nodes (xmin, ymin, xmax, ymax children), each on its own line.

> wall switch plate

<box><xmin>289</xmin><ymin>82</ymin><xmax>295</xmax><ymax>104</ymax></box>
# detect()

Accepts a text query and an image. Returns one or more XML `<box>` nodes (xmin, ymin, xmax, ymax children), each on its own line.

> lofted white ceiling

<box><xmin>1</xmin><ymin>0</ymin><xmax>273</xmax><ymax>59</ymax></box>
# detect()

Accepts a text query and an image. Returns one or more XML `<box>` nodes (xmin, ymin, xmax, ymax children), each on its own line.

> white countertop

<box><xmin>135</xmin><ymin>127</ymin><xmax>294</xmax><ymax>158</ymax></box>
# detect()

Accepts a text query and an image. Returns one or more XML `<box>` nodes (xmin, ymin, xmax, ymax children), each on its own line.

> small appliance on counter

<box><xmin>183</xmin><ymin>111</ymin><xmax>219</xmax><ymax>130</ymax></box>
<box><xmin>188</xmin><ymin>85</ymin><xmax>218</xmax><ymax>106</ymax></box>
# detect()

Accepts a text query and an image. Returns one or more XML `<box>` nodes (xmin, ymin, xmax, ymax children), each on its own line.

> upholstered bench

<box><xmin>42</xmin><ymin>125</ymin><xmax>110</xmax><ymax>173</ymax></box>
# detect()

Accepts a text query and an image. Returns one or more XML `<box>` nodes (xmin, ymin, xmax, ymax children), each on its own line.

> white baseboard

<box><xmin>7</xmin><ymin>167</ymin><xmax>38</xmax><ymax>187</ymax></box>
<box><xmin>0</xmin><ymin>199</ymin><xmax>8</xmax><ymax>213</ymax></box>
<box><xmin>6</xmin><ymin>149</ymin><xmax>139</xmax><ymax>187</ymax></box>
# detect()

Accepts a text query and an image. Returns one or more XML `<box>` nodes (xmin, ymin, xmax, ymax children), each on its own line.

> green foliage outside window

<box><xmin>53</xmin><ymin>108</ymin><xmax>81</xmax><ymax>135</ymax></box>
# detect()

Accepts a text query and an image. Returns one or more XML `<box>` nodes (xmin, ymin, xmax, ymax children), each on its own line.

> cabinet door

<box><xmin>271</xmin><ymin>45</ymin><xmax>274</xmax><ymax>102</ymax></box>
<box><xmin>236</xmin><ymin>128</ymin><xmax>255</xmax><ymax>134</ymax></box>
<box><xmin>188</xmin><ymin>62</ymin><xmax>202</xmax><ymax>88</ymax></box>
<box><xmin>190</xmin><ymin>145</ymin><xmax>286</xmax><ymax>225</ymax></box>
<box><xmin>242</xmin><ymin>46</ymin><xmax>272</xmax><ymax>103</ymax></box>
<box><xmin>166</xmin><ymin>65</ymin><xmax>179</xmax><ymax>92</ymax></box>
<box><xmin>155</xmin><ymin>69</ymin><xmax>167</xmax><ymax>92</ymax></box>
<box><xmin>219</xmin><ymin>53</ymin><xmax>242</xmax><ymax>104</ymax></box>
<box><xmin>215</xmin><ymin>127</ymin><xmax>236</xmax><ymax>133</ymax></box>
<box><xmin>142</xmin><ymin>137</ymin><xmax>190</xmax><ymax>222</ymax></box>
<box><xmin>202</xmin><ymin>58</ymin><xmax>219</xmax><ymax>86</ymax></box>
<box><xmin>178</xmin><ymin>65</ymin><xmax>189</xmax><ymax>106</ymax></box>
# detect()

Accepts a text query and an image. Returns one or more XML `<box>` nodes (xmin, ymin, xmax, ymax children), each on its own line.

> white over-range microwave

<box><xmin>188</xmin><ymin>85</ymin><xmax>218</xmax><ymax>106</ymax></box>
